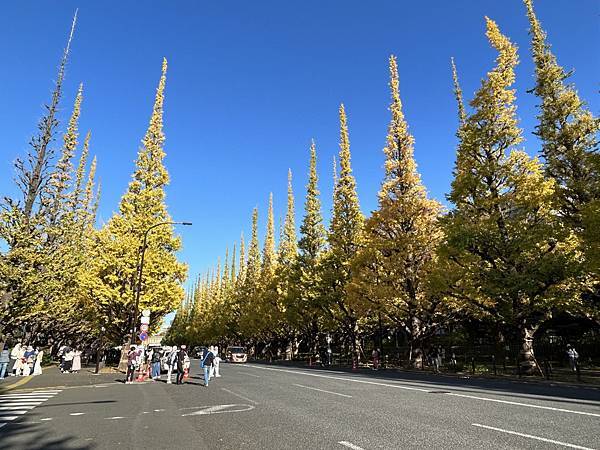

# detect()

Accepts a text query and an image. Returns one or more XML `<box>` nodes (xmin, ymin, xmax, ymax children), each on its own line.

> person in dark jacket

<box><xmin>176</xmin><ymin>345</ymin><xmax>188</xmax><ymax>385</ymax></box>
<box><xmin>126</xmin><ymin>345</ymin><xmax>139</xmax><ymax>384</ymax></box>
<box><xmin>151</xmin><ymin>348</ymin><xmax>162</xmax><ymax>381</ymax></box>
<box><xmin>201</xmin><ymin>348</ymin><xmax>215</xmax><ymax>387</ymax></box>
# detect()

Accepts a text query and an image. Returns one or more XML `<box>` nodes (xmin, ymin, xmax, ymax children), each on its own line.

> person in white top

<box><xmin>167</xmin><ymin>347</ymin><xmax>178</xmax><ymax>384</ymax></box>
<box><xmin>213</xmin><ymin>346</ymin><xmax>221</xmax><ymax>378</ymax></box>
<box><xmin>32</xmin><ymin>349</ymin><xmax>43</xmax><ymax>375</ymax></box>
<box><xmin>208</xmin><ymin>346</ymin><xmax>216</xmax><ymax>380</ymax></box>
<box><xmin>9</xmin><ymin>343</ymin><xmax>22</xmax><ymax>376</ymax></box>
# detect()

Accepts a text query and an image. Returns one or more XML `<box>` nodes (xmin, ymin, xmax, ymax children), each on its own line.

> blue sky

<box><xmin>1</xmin><ymin>1</ymin><xmax>598</xmax><ymax>294</ymax></box>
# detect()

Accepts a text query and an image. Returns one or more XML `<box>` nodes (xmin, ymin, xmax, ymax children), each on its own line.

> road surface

<box><xmin>1</xmin><ymin>361</ymin><xmax>599</xmax><ymax>449</ymax></box>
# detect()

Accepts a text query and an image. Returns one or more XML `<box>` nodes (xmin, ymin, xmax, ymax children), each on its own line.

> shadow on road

<box><xmin>0</xmin><ymin>422</ymin><xmax>93</xmax><ymax>450</ymax></box>
<box><xmin>252</xmin><ymin>362</ymin><xmax>600</xmax><ymax>404</ymax></box>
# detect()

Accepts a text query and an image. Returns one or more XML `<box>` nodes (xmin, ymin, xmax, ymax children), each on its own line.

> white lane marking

<box><xmin>0</xmin><ymin>416</ymin><xmax>19</xmax><ymax>421</ymax></box>
<box><xmin>69</xmin><ymin>412</ymin><xmax>85</xmax><ymax>416</ymax></box>
<box><xmin>0</xmin><ymin>400</ymin><xmax>44</xmax><ymax>403</ymax></box>
<box><xmin>448</xmin><ymin>393</ymin><xmax>600</xmax><ymax>418</ymax></box>
<box><xmin>153</xmin><ymin>409</ymin><xmax>165</xmax><ymax>412</ymax></box>
<box><xmin>105</xmin><ymin>416</ymin><xmax>126</xmax><ymax>420</ymax></box>
<box><xmin>221</xmin><ymin>388</ymin><xmax>259</xmax><ymax>405</ymax></box>
<box><xmin>0</xmin><ymin>406</ymin><xmax>37</xmax><ymax>410</ymax></box>
<box><xmin>40</xmin><ymin>418</ymin><xmax>53</xmax><ymax>421</ymax></box>
<box><xmin>472</xmin><ymin>423</ymin><xmax>595</xmax><ymax>450</ymax></box>
<box><xmin>338</xmin><ymin>441</ymin><xmax>365</xmax><ymax>450</ymax></box>
<box><xmin>181</xmin><ymin>404</ymin><xmax>255</xmax><ymax>416</ymax></box>
<box><xmin>293</xmin><ymin>383</ymin><xmax>352</xmax><ymax>398</ymax></box>
<box><xmin>0</xmin><ymin>411</ymin><xmax>28</xmax><ymax>416</ymax></box>
<box><xmin>0</xmin><ymin>395</ymin><xmax>55</xmax><ymax>399</ymax></box>
<box><xmin>237</xmin><ymin>371</ymin><xmax>261</xmax><ymax>378</ymax></box>
<box><xmin>248</xmin><ymin>365</ymin><xmax>600</xmax><ymax>418</ymax></box>
<box><xmin>246</xmin><ymin>365</ymin><xmax>430</xmax><ymax>392</ymax></box>
<box><xmin>0</xmin><ymin>423</ymin><xmax>6</xmax><ymax>429</ymax></box>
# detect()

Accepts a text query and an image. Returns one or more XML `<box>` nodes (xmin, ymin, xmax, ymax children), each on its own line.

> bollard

<box><xmin>492</xmin><ymin>355</ymin><xmax>497</xmax><ymax>376</ymax></box>
<box><xmin>471</xmin><ymin>357</ymin><xmax>475</xmax><ymax>375</ymax></box>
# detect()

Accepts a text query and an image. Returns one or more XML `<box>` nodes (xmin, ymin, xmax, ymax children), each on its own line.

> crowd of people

<box><xmin>125</xmin><ymin>344</ymin><xmax>222</xmax><ymax>386</ymax></box>
<box><xmin>0</xmin><ymin>342</ymin><xmax>44</xmax><ymax>378</ymax></box>
<box><xmin>57</xmin><ymin>346</ymin><xmax>83</xmax><ymax>373</ymax></box>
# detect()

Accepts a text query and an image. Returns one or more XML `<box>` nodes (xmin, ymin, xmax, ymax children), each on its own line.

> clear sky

<box><xmin>1</xmin><ymin>1</ymin><xmax>598</xmax><ymax>293</ymax></box>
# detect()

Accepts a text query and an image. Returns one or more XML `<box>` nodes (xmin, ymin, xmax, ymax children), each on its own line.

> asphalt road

<box><xmin>1</xmin><ymin>361</ymin><xmax>599</xmax><ymax>449</ymax></box>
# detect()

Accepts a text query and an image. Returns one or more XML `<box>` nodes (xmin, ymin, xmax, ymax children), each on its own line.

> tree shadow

<box><xmin>0</xmin><ymin>421</ymin><xmax>93</xmax><ymax>450</ymax></box>
<box><xmin>254</xmin><ymin>361</ymin><xmax>600</xmax><ymax>403</ymax></box>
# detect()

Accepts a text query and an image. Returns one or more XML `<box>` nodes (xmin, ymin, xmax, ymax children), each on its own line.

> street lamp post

<box><xmin>130</xmin><ymin>221</ymin><xmax>192</xmax><ymax>344</ymax></box>
<box><xmin>326</xmin><ymin>334</ymin><xmax>332</xmax><ymax>366</ymax></box>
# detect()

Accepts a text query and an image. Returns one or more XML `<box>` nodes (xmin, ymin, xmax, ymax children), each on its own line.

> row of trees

<box><xmin>0</xmin><ymin>13</ymin><xmax>187</xmax><ymax>351</ymax></box>
<box><xmin>166</xmin><ymin>1</ymin><xmax>599</xmax><ymax>371</ymax></box>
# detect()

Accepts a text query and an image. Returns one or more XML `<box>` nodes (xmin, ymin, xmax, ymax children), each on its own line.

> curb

<box><xmin>0</xmin><ymin>375</ymin><xmax>33</xmax><ymax>393</ymax></box>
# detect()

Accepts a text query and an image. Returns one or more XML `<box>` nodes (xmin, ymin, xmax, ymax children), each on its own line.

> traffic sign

<box><xmin>141</xmin><ymin>309</ymin><xmax>151</xmax><ymax>317</ymax></box>
<box><xmin>140</xmin><ymin>324</ymin><xmax>149</xmax><ymax>332</ymax></box>
<box><xmin>140</xmin><ymin>316</ymin><xmax>150</xmax><ymax>325</ymax></box>
<box><xmin>139</xmin><ymin>331</ymin><xmax>148</xmax><ymax>341</ymax></box>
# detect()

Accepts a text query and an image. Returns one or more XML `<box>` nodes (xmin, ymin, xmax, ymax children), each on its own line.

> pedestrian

<box><xmin>151</xmin><ymin>348</ymin><xmax>162</xmax><ymax>381</ymax></box>
<box><xmin>63</xmin><ymin>348</ymin><xmax>74</xmax><ymax>373</ymax></box>
<box><xmin>8</xmin><ymin>342</ymin><xmax>21</xmax><ymax>376</ymax></box>
<box><xmin>372</xmin><ymin>348</ymin><xmax>380</xmax><ymax>370</ymax></box>
<box><xmin>32</xmin><ymin>348</ymin><xmax>43</xmax><ymax>376</ymax></box>
<box><xmin>201</xmin><ymin>347</ymin><xmax>215</xmax><ymax>387</ymax></box>
<box><xmin>71</xmin><ymin>349</ymin><xmax>82</xmax><ymax>373</ymax></box>
<box><xmin>126</xmin><ymin>345</ymin><xmax>139</xmax><ymax>384</ymax></box>
<box><xmin>0</xmin><ymin>344</ymin><xmax>10</xmax><ymax>379</ymax></box>
<box><xmin>176</xmin><ymin>345</ymin><xmax>188</xmax><ymax>385</ymax></box>
<box><xmin>214</xmin><ymin>346</ymin><xmax>221</xmax><ymax>378</ymax></box>
<box><xmin>431</xmin><ymin>347</ymin><xmax>440</xmax><ymax>373</ymax></box>
<box><xmin>566</xmin><ymin>344</ymin><xmax>579</xmax><ymax>372</ymax></box>
<box><xmin>209</xmin><ymin>346</ymin><xmax>216</xmax><ymax>380</ymax></box>
<box><xmin>166</xmin><ymin>346</ymin><xmax>177</xmax><ymax>384</ymax></box>
<box><xmin>23</xmin><ymin>346</ymin><xmax>36</xmax><ymax>376</ymax></box>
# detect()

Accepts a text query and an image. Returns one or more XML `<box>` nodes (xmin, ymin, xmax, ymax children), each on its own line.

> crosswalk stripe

<box><xmin>0</xmin><ymin>406</ymin><xmax>37</xmax><ymax>410</ymax></box>
<box><xmin>0</xmin><ymin>390</ymin><xmax>61</xmax><ymax>429</ymax></box>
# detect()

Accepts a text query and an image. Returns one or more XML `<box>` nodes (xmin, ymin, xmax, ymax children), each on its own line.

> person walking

<box><xmin>151</xmin><ymin>348</ymin><xmax>162</xmax><ymax>381</ymax></box>
<box><xmin>0</xmin><ymin>344</ymin><xmax>10</xmax><ymax>379</ymax></box>
<box><xmin>372</xmin><ymin>348</ymin><xmax>380</xmax><ymax>371</ymax></box>
<box><xmin>8</xmin><ymin>342</ymin><xmax>21</xmax><ymax>376</ymax></box>
<box><xmin>126</xmin><ymin>345</ymin><xmax>139</xmax><ymax>384</ymax></box>
<box><xmin>32</xmin><ymin>348</ymin><xmax>44</xmax><ymax>376</ymax></box>
<box><xmin>166</xmin><ymin>346</ymin><xmax>177</xmax><ymax>384</ymax></box>
<box><xmin>71</xmin><ymin>349</ymin><xmax>82</xmax><ymax>373</ymax></box>
<box><xmin>176</xmin><ymin>345</ymin><xmax>188</xmax><ymax>385</ymax></box>
<box><xmin>201</xmin><ymin>347</ymin><xmax>215</xmax><ymax>387</ymax></box>
<box><xmin>208</xmin><ymin>346</ymin><xmax>216</xmax><ymax>380</ymax></box>
<box><xmin>214</xmin><ymin>346</ymin><xmax>221</xmax><ymax>378</ymax></box>
<box><xmin>566</xmin><ymin>344</ymin><xmax>579</xmax><ymax>372</ymax></box>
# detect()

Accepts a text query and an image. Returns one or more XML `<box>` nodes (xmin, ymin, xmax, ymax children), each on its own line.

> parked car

<box><xmin>226</xmin><ymin>346</ymin><xmax>247</xmax><ymax>363</ymax></box>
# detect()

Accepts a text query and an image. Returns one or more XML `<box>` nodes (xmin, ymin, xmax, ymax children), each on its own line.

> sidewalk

<box><xmin>0</xmin><ymin>365</ymin><xmax>123</xmax><ymax>393</ymax></box>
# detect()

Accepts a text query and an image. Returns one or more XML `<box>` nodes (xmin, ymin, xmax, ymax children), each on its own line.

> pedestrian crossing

<box><xmin>0</xmin><ymin>390</ymin><xmax>61</xmax><ymax>429</ymax></box>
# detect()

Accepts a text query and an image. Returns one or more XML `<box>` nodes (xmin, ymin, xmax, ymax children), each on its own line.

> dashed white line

<box><xmin>105</xmin><ymin>416</ymin><xmax>126</xmax><ymax>420</ymax></box>
<box><xmin>338</xmin><ymin>441</ymin><xmax>365</xmax><ymax>450</ymax></box>
<box><xmin>471</xmin><ymin>423</ymin><xmax>595</xmax><ymax>449</ymax></box>
<box><xmin>247</xmin><ymin>365</ymin><xmax>430</xmax><ymax>392</ymax></box>
<box><xmin>293</xmin><ymin>383</ymin><xmax>352</xmax><ymax>398</ymax></box>
<box><xmin>221</xmin><ymin>388</ymin><xmax>259</xmax><ymax>405</ymax></box>
<box><xmin>247</xmin><ymin>365</ymin><xmax>600</xmax><ymax>418</ymax></box>
<box><xmin>69</xmin><ymin>412</ymin><xmax>85</xmax><ymax>416</ymax></box>
<box><xmin>40</xmin><ymin>418</ymin><xmax>53</xmax><ymax>421</ymax></box>
<box><xmin>449</xmin><ymin>393</ymin><xmax>600</xmax><ymax>418</ymax></box>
